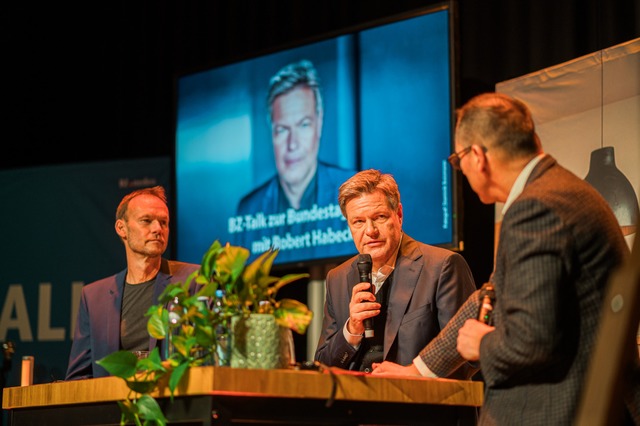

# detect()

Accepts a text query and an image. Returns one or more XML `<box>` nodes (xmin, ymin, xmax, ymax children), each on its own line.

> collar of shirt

<box><xmin>501</xmin><ymin>153</ymin><xmax>546</xmax><ymax>216</ymax></box>
<box><xmin>276</xmin><ymin>170</ymin><xmax>318</xmax><ymax>211</ymax></box>
<box><xmin>371</xmin><ymin>234</ymin><xmax>402</xmax><ymax>292</ymax></box>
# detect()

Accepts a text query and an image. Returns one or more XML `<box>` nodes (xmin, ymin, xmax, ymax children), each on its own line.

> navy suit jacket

<box><xmin>65</xmin><ymin>259</ymin><xmax>200</xmax><ymax>380</ymax></box>
<box><xmin>315</xmin><ymin>234</ymin><xmax>476</xmax><ymax>378</ymax></box>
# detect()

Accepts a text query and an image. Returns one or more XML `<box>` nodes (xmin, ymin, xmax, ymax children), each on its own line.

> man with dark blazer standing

<box><xmin>314</xmin><ymin>169</ymin><xmax>477</xmax><ymax>378</ymax></box>
<box><xmin>372</xmin><ymin>93</ymin><xmax>639</xmax><ymax>425</ymax></box>
<box><xmin>66</xmin><ymin>186</ymin><xmax>199</xmax><ymax>380</ymax></box>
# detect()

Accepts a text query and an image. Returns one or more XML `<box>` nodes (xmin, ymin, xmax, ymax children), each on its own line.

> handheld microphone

<box><xmin>356</xmin><ymin>254</ymin><xmax>375</xmax><ymax>338</ymax></box>
<box><xmin>477</xmin><ymin>283</ymin><xmax>495</xmax><ymax>325</ymax></box>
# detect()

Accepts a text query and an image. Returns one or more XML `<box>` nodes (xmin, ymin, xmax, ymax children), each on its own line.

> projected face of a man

<box><xmin>271</xmin><ymin>86</ymin><xmax>322</xmax><ymax>193</ymax></box>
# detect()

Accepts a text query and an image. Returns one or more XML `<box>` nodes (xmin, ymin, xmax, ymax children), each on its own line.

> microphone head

<box><xmin>356</xmin><ymin>253</ymin><xmax>372</xmax><ymax>274</ymax></box>
<box><xmin>356</xmin><ymin>253</ymin><xmax>375</xmax><ymax>338</ymax></box>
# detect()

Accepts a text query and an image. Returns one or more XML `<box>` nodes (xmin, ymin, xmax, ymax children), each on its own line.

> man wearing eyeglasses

<box><xmin>372</xmin><ymin>93</ymin><xmax>639</xmax><ymax>425</ymax></box>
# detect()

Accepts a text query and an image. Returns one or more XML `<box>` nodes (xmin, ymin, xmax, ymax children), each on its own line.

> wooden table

<box><xmin>2</xmin><ymin>366</ymin><xmax>483</xmax><ymax>425</ymax></box>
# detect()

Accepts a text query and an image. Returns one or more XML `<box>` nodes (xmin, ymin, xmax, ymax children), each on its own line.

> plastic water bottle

<box><xmin>164</xmin><ymin>296</ymin><xmax>183</xmax><ymax>359</ymax></box>
<box><xmin>194</xmin><ymin>296</ymin><xmax>213</xmax><ymax>364</ymax></box>
<box><xmin>212</xmin><ymin>289</ymin><xmax>231</xmax><ymax>366</ymax></box>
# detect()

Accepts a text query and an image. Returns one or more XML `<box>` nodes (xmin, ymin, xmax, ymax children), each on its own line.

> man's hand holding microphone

<box><xmin>347</xmin><ymin>254</ymin><xmax>380</xmax><ymax>338</ymax></box>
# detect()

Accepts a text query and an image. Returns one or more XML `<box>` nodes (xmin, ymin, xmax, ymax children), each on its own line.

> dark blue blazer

<box><xmin>65</xmin><ymin>259</ymin><xmax>199</xmax><ymax>380</ymax></box>
<box><xmin>315</xmin><ymin>234</ymin><xmax>477</xmax><ymax>377</ymax></box>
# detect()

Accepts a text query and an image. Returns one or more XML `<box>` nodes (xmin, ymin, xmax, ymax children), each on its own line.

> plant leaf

<box><xmin>96</xmin><ymin>350</ymin><xmax>138</xmax><ymax>379</ymax></box>
<box><xmin>194</xmin><ymin>324</ymin><xmax>214</xmax><ymax>348</ymax></box>
<box><xmin>171</xmin><ymin>335</ymin><xmax>188</xmax><ymax>357</ymax></box>
<box><xmin>199</xmin><ymin>240</ymin><xmax>224</xmax><ymax>281</ymax></box>
<box><xmin>242</xmin><ymin>247</ymin><xmax>275</xmax><ymax>286</ymax></box>
<box><xmin>269</xmin><ymin>273</ymin><xmax>310</xmax><ymax>296</ymax></box>
<box><xmin>117</xmin><ymin>399</ymin><xmax>139</xmax><ymax>424</ymax></box>
<box><xmin>125</xmin><ymin>378</ymin><xmax>158</xmax><ymax>395</ymax></box>
<box><xmin>217</xmin><ymin>243</ymin><xmax>250</xmax><ymax>284</ymax></box>
<box><xmin>147</xmin><ymin>305</ymin><xmax>167</xmax><ymax>339</ymax></box>
<box><xmin>168</xmin><ymin>361</ymin><xmax>190</xmax><ymax>397</ymax></box>
<box><xmin>274</xmin><ymin>299</ymin><xmax>314</xmax><ymax>334</ymax></box>
<box><xmin>135</xmin><ymin>348</ymin><xmax>165</xmax><ymax>373</ymax></box>
<box><xmin>136</xmin><ymin>394</ymin><xmax>168</xmax><ymax>426</ymax></box>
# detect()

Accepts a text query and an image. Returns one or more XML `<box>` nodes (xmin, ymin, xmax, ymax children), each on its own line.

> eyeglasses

<box><xmin>447</xmin><ymin>145</ymin><xmax>488</xmax><ymax>171</ymax></box>
<box><xmin>447</xmin><ymin>146</ymin><xmax>473</xmax><ymax>171</ymax></box>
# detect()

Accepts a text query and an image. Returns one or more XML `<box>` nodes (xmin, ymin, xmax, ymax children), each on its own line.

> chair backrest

<box><xmin>575</xmin><ymin>225</ymin><xmax>640</xmax><ymax>425</ymax></box>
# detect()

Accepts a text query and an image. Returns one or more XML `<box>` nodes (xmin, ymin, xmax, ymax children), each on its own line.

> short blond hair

<box><xmin>115</xmin><ymin>186</ymin><xmax>167</xmax><ymax>221</ymax></box>
<box><xmin>337</xmin><ymin>169</ymin><xmax>400</xmax><ymax>218</ymax></box>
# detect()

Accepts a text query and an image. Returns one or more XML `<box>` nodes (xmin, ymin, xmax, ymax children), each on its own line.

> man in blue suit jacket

<box><xmin>234</xmin><ymin>60</ymin><xmax>356</xmax><ymax>264</ymax></box>
<box><xmin>66</xmin><ymin>186</ymin><xmax>199</xmax><ymax>380</ymax></box>
<box><xmin>314</xmin><ymin>169</ymin><xmax>477</xmax><ymax>379</ymax></box>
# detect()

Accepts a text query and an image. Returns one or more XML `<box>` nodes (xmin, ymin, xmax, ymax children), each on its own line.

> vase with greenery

<box><xmin>97</xmin><ymin>240</ymin><xmax>312</xmax><ymax>426</ymax></box>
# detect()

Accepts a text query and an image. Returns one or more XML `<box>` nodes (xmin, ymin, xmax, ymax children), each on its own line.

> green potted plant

<box><xmin>97</xmin><ymin>240</ymin><xmax>312</xmax><ymax>425</ymax></box>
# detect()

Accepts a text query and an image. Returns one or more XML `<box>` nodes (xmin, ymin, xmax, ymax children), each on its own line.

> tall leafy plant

<box><xmin>97</xmin><ymin>240</ymin><xmax>312</xmax><ymax>425</ymax></box>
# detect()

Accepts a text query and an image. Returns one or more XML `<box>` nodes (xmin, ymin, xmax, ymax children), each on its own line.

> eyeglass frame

<box><xmin>447</xmin><ymin>145</ymin><xmax>487</xmax><ymax>171</ymax></box>
<box><xmin>447</xmin><ymin>146</ymin><xmax>472</xmax><ymax>171</ymax></box>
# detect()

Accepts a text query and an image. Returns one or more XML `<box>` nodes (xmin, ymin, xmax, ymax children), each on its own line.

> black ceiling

<box><xmin>4</xmin><ymin>0</ymin><xmax>637</xmax><ymax>171</ymax></box>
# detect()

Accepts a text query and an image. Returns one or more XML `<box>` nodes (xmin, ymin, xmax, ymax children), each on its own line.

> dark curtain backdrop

<box><xmin>4</xmin><ymin>0</ymin><xmax>639</xmax><ymax>285</ymax></box>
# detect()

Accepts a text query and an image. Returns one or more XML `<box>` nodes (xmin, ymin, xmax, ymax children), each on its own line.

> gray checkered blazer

<box><xmin>419</xmin><ymin>155</ymin><xmax>638</xmax><ymax>425</ymax></box>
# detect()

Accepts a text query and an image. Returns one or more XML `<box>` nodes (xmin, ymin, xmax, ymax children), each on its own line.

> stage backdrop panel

<box><xmin>496</xmin><ymin>38</ymin><xmax>640</xmax><ymax>353</ymax></box>
<box><xmin>496</xmin><ymin>38</ymin><xmax>639</xmax><ymax>250</ymax></box>
<box><xmin>0</xmin><ymin>157</ymin><xmax>171</xmax><ymax>388</ymax></box>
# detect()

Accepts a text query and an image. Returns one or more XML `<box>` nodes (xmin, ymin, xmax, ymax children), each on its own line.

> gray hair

<box><xmin>337</xmin><ymin>169</ymin><xmax>400</xmax><ymax>218</ymax></box>
<box><xmin>455</xmin><ymin>92</ymin><xmax>540</xmax><ymax>160</ymax></box>
<box><xmin>267</xmin><ymin>59</ymin><xmax>323</xmax><ymax>123</ymax></box>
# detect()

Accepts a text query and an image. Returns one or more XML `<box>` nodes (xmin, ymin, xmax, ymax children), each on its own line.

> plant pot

<box><xmin>230</xmin><ymin>314</ymin><xmax>293</xmax><ymax>369</ymax></box>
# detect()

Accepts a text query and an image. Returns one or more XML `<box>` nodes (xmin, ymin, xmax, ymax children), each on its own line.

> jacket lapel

<box><xmin>107</xmin><ymin>270</ymin><xmax>126</xmax><ymax>353</ymax></box>
<box><xmin>149</xmin><ymin>258</ymin><xmax>173</xmax><ymax>351</ymax></box>
<box><xmin>383</xmin><ymin>236</ymin><xmax>421</xmax><ymax>357</ymax></box>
